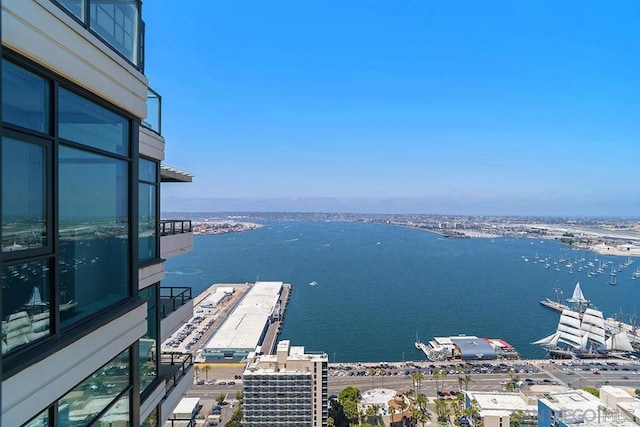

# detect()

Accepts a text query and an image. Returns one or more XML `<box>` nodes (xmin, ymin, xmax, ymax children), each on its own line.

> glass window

<box><xmin>92</xmin><ymin>392</ymin><xmax>130</xmax><ymax>427</ymax></box>
<box><xmin>138</xmin><ymin>183</ymin><xmax>156</xmax><ymax>260</ymax></box>
<box><xmin>139</xmin><ymin>158</ymin><xmax>157</xmax><ymax>183</ymax></box>
<box><xmin>58</xmin><ymin>88</ymin><xmax>129</xmax><ymax>156</ymax></box>
<box><xmin>139</xmin><ymin>285</ymin><xmax>158</xmax><ymax>393</ymax></box>
<box><xmin>89</xmin><ymin>0</ymin><xmax>139</xmax><ymax>64</ymax></box>
<box><xmin>58</xmin><ymin>146</ymin><xmax>129</xmax><ymax>328</ymax></box>
<box><xmin>1</xmin><ymin>60</ymin><xmax>50</xmax><ymax>133</ymax></box>
<box><xmin>1</xmin><ymin>259</ymin><xmax>51</xmax><ymax>355</ymax></box>
<box><xmin>2</xmin><ymin>136</ymin><xmax>48</xmax><ymax>252</ymax></box>
<box><xmin>58</xmin><ymin>349</ymin><xmax>130</xmax><ymax>426</ymax></box>
<box><xmin>23</xmin><ymin>408</ymin><xmax>50</xmax><ymax>427</ymax></box>
<box><xmin>56</xmin><ymin>0</ymin><xmax>84</xmax><ymax>20</ymax></box>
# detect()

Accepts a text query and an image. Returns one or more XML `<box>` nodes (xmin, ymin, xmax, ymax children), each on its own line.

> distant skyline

<box><xmin>145</xmin><ymin>1</ymin><xmax>640</xmax><ymax>216</ymax></box>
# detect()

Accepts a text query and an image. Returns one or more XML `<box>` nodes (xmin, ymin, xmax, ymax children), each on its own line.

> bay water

<box><xmin>162</xmin><ymin>221</ymin><xmax>640</xmax><ymax>362</ymax></box>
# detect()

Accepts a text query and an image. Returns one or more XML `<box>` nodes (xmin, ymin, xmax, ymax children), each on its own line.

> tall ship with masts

<box><xmin>534</xmin><ymin>282</ymin><xmax>639</xmax><ymax>359</ymax></box>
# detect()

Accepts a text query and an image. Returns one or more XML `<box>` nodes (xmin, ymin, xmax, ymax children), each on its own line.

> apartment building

<box><xmin>1</xmin><ymin>1</ymin><xmax>195</xmax><ymax>425</ymax></box>
<box><xmin>243</xmin><ymin>340</ymin><xmax>328</xmax><ymax>427</ymax></box>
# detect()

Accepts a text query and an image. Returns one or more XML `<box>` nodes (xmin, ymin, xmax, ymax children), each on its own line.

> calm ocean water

<box><xmin>162</xmin><ymin>221</ymin><xmax>640</xmax><ymax>362</ymax></box>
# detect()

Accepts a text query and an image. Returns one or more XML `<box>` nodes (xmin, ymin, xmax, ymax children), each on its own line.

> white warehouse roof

<box><xmin>204</xmin><ymin>281</ymin><xmax>283</xmax><ymax>351</ymax></box>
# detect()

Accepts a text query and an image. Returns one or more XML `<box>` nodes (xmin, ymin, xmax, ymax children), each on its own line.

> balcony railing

<box><xmin>160</xmin><ymin>286</ymin><xmax>192</xmax><ymax>319</ymax></box>
<box><xmin>161</xmin><ymin>352</ymin><xmax>194</xmax><ymax>393</ymax></box>
<box><xmin>142</xmin><ymin>87</ymin><xmax>162</xmax><ymax>134</ymax></box>
<box><xmin>52</xmin><ymin>0</ymin><xmax>144</xmax><ymax>69</ymax></box>
<box><xmin>160</xmin><ymin>220</ymin><xmax>192</xmax><ymax>236</ymax></box>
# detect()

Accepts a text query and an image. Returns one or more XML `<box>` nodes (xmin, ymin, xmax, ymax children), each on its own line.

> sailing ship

<box><xmin>533</xmin><ymin>308</ymin><xmax>608</xmax><ymax>359</ymax></box>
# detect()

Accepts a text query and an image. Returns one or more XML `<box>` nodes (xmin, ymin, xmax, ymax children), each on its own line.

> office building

<box><xmin>538</xmin><ymin>389</ymin><xmax>636</xmax><ymax>427</ymax></box>
<box><xmin>243</xmin><ymin>340</ymin><xmax>328</xmax><ymax>427</ymax></box>
<box><xmin>1</xmin><ymin>0</ymin><xmax>195</xmax><ymax>425</ymax></box>
<box><xmin>464</xmin><ymin>391</ymin><xmax>538</xmax><ymax>427</ymax></box>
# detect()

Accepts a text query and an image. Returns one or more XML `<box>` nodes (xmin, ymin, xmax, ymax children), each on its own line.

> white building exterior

<box><xmin>243</xmin><ymin>340</ymin><xmax>328</xmax><ymax>427</ymax></box>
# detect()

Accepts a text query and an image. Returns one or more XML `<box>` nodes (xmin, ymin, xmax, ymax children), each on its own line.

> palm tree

<box><xmin>465</xmin><ymin>399</ymin><xmax>482</xmax><ymax>427</ymax></box>
<box><xmin>432</xmin><ymin>370</ymin><xmax>442</xmax><ymax>393</ymax></box>
<box><xmin>509</xmin><ymin>410</ymin><xmax>524</xmax><ymax>427</ymax></box>
<box><xmin>435</xmin><ymin>398</ymin><xmax>451</xmax><ymax>424</ymax></box>
<box><xmin>194</xmin><ymin>365</ymin><xmax>201</xmax><ymax>381</ymax></box>
<box><xmin>415</xmin><ymin>394</ymin><xmax>430</xmax><ymax>427</ymax></box>
<box><xmin>388</xmin><ymin>404</ymin><xmax>396</xmax><ymax>425</ymax></box>
<box><xmin>440</xmin><ymin>369</ymin><xmax>448</xmax><ymax>393</ymax></box>
<box><xmin>411</xmin><ymin>370</ymin><xmax>425</xmax><ymax>397</ymax></box>
<box><xmin>504</xmin><ymin>381</ymin><xmax>516</xmax><ymax>392</ymax></box>
<box><xmin>459</xmin><ymin>374</ymin><xmax>475</xmax><ymax>392</ymax></box>
<box><xmin>204</xmin><ymin>364</ymin><xmax>211</xmax><ymax>382</ymax></box>
<box><xmin>399</xmin><ymin>398</ymin><xmax>409</xmax><ymax>419</ymax></box>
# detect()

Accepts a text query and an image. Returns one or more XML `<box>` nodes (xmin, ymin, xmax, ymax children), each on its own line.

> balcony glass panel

<box><xmin>1</xmin><ymin>136</ymin><xmax>47</xmax><ymax>252</ymax></box>
<box><xmin>58</xmin><ymin>146</ymin><xmax>129</xmax><ymax>328</ymax></box>
<box><xmin>58</xmin><ymin>88</ymin><xmax>129</xmax><ymax>156</ymax></box>
<box><xmin>2</xmin><ymin>60</ymin><xmax>50</xmax><ymax>133</ymax></box>
<box><xmin>58</xmin><ymin>348</ymin><xmax>130</xmax><ymax>426</ymax></box>
<box><xmin>1</xmin><ymin>259</ymin><xmax>51</xmax><ymax>355</ymax></box>
<box><xmin>89</xmin><ymin>0</ymin><xmax>139</xmax><ymax>64</ymax></box>
<box><xmin>143</xmin><ymin>88</ymin><xmax>161</xmax><ymax>134</ymax></box>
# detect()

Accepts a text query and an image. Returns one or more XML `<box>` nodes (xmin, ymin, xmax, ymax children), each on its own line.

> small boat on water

<box><xmin>309</xmin><ymin>281</ymin><xmax>318</xmax><ymax>286</ymax></box>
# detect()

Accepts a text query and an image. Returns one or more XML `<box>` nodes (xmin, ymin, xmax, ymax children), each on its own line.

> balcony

<box><xmin>160</xmin><ymin>286</ymin><xmax>193</xmax><ymax>343</ymax></box>
<box><xmin>160</xmin><ymin>220</ymin><xmax>192</xmax><ymax>236</ymax></box>
<box><xmin>160</xmin><ymin>220</ymin><xmax>193</xmax><ymax>259</ymax></box>
<box><xmin>159</xmin><ymin>352</ymin><xmax>195</xmax><ymax>426</ymax></box>
<box><xmin>52</xmin><ymin>0</ymin><xmax>144</xmax><ymax>69</ymax></box>
<box><xmin>142</xmin><ymin>88</ymin><xmax>162</xmax><ymax>134</ymax></box>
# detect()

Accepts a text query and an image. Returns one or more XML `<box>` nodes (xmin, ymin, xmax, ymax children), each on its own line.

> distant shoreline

<box><xmin>192</xmin><ymin>220</ymin><xmax>264</xmax><ymax>236</ymax></box>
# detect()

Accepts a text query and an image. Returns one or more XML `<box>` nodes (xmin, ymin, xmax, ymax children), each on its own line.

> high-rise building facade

<box><xmin>243</xmin><ymin>340</ymin><xmax>328</xmax><ymax>427</ymax></box>
<box><xmin>1</xmin><ymin>1</ymin><xmax>195</xmax><ymax>425</ymax></box>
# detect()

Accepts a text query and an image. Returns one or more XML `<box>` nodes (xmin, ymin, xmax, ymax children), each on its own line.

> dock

<box><xmin>162</xmin><ymin>281</ymin><xmax>292</xmax><ymax>362</ymax></box>
<box><xmin>539</xmin><ymin>299</ymin><xmax>570</xmax><ymax>313</ymax></box>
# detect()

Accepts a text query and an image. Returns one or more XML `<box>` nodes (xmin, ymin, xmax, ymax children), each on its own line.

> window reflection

<box><xmin>1</xmin><ymin>60</ymin><xmax>49</xmax><ymax>133</ymax></box>
<box><xmin>92</xmin><ymin>392</ymin><xmax>130</xmax><ymax>427</ymax></box>
<box><xmin>58</xmin><ymin>88</ymin><xmax>129</xmax><ymax>156</ymax></box>
<box><xmin>1</xmin><ymin>260</ymin><xmax>51</xmax><ymax>355</ymax></box>
<box><xmin>23</xmin><ymin>409</ymin><xmax>49</xmax><ymax>427</ymax></box>
<box><xmin>138</xmin><ymin>183</ymin><xmax>156</xmax><ymax>260</ymax></box>
<box><xmin>141</xmin><ymin>407</ymin><xmax>158</xmax><ymax>427</ymax></box>
<box><xmin>140</xmin><ymin>285</ymin><xmax>158</xmax><ymax>393</ymax></box>
<box><xmin>89</xmin><ymin>0</ymin><xmax>139</xmax><ymax>64</ymax></box>
<box><xmin>57</xmin><ymin>0</ymin><xmax>84</xmax><ymax>20</ymax></box>
<box><xmin>58</xmin><ymin>146</ymin><xmax>129</xmax><ymax>327</ymax></box>
<box><xmin>139</xmin><ymin>159</ymin><xmax>157</xmax><ymax>261</ymax></box>
<box><xmin>2</xmin><ymin>136</ymin><xmax>47</xmax><ymax>252</ymax></box>
<box><xmin>58</xmin><ymin>349</ymin><xmax>130</xmax><ymax>426</ymax></box>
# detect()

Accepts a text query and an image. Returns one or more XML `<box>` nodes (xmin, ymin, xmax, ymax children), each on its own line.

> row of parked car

<box><xmin>165</xmin><ymin>316</ymin><xmax>214</xmax><ymax>350</ymax></box>
<box><xmin>329</xmin><ymin>362</ymin><xmax>541</xmax><ymax>378</ymax></box>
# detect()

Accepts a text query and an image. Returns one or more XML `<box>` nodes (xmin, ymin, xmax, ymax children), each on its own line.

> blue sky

<box><xmin>144</xmin><ymin>1</ymin><xmax>640</xmax><ymax>216</ymax></box>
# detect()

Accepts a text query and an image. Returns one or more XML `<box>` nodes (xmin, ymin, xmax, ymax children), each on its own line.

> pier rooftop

<box><xmin>202</xmin><ymin>281</ymin><xmax>284</xmax><ymax>360</ymax></box>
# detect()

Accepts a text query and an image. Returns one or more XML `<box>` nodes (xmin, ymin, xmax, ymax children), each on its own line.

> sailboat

<box><xmin>606</xmin><ymin>331</ymin><xmax>635</xmax><ymax>354</ymax></box>
<box><xmin>609</xmin><ymin>267</ymin><xmax>617</xmax><ymax>286</ymax></box>
<box><xmin>567</xmin><ymin>282</ymin><xmax>589</xmax><ymax>312</ymax></box>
